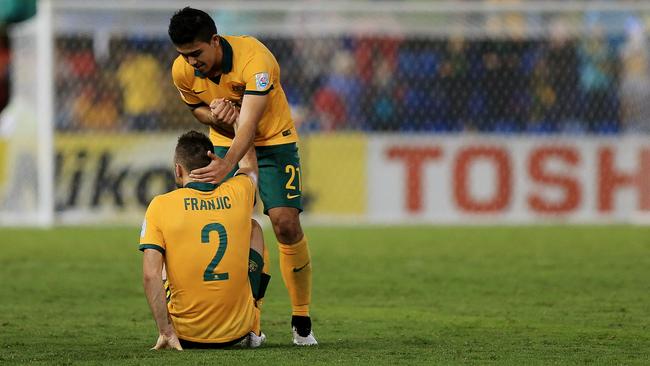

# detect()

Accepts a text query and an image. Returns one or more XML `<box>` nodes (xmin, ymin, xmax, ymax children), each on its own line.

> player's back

<box><xmin>142</xmin><ymin>175</ymin><xmax>257</xmax><ymax>343</ymax></box>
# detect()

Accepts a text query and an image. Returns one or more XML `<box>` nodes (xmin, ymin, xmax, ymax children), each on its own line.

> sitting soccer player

<box><xmin>139</xmin><ymin>130</ymin><xmax>270</xmax><ymax>350</ymax></box>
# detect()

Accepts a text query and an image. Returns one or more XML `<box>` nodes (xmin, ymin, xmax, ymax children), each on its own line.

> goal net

<box><xmin>1</xmin><ymin>0</ymin><xmax>650</xmax><ymax>226</ymax></box>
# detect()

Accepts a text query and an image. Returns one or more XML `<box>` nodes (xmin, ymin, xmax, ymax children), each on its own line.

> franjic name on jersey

<box><xmin>183</xmin><ymin>196</ymin><xmax>232</xmax><ymax>211</ymax></box>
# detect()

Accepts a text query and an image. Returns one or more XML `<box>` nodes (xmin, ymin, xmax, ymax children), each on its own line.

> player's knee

<box><xmin>250</xmin><ymin>219</ymin><xmax>264</xmax><ymax>253</ymax></box>
<box><xmin>271</xmin><ymin>215</ymin><xmax>303</xmax><ymax>244</ymax></box>
<box><xmin>251</xmin><ymin>218</ymin><xmax>262</xmax><ymax>233</ymax></box>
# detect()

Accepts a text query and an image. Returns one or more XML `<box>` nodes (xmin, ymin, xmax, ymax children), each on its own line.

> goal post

<box><xmin>36</xmin><ymin>0</ymin><xmax>55</xmax><ymax>227</ymax></box>
<box><xmin>0</xmin><ymin>0</ymin><xmax>54</xmax><ymax>227</ymax></box>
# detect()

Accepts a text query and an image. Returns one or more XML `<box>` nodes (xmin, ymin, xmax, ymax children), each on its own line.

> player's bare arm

<box><xmin>191</xmin><ymin>100</ymin><xmax>238</xmax><ymax>131</ymax></box>
<box><xmin>142</xmin><ymin>250</ymin><xmax>182</xmax><ymax>351</ymax></box>
<box><xmin>190</xmin><ymin>105</ymin><xmax>216</xmax><ymax>126</ymax></box>
<box><xmin>235</xmin><ymin>145</ymin><xmax>259</xmax><ymax>187</ymax></box>
<box><xmin>190</xmin><ymin>94</ymin><xmax>268</xmax><ymax>183</ymax></box>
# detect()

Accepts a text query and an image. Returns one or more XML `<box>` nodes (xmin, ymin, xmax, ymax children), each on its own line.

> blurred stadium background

<box><xmin>1</xmin><ymin>0</ymin><xmax>649</xmax><ymax>226</ymax></box>
<box><xmin>1</xmin><ymin>1</ymin><xmax>650</xmax><ymax>364</ymax></box>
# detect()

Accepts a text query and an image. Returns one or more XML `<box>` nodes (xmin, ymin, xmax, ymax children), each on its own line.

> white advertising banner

<box><xmin>368</xmin><ymin>135</ymin><xmax>650</xmax><ymax>224</ymax></box>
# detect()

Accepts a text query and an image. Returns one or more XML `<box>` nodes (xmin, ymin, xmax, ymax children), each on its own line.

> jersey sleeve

<box><xmin>171</xmin><ymin>57</ymin><xmax>205</xmax><ymax>108</ymax></box>
<box><xmin>139</xmin><ymin>196</ymin><xmax>166</xmax><ymax>254</ymax></box>
<box><xmin>242</xmin><ymin>52</ymin><xmax>275</xmax><ymax>96</ymax></box>
<box><xmin>230</xmin><ymin>174</ymin><xmax>256</xmax><ymax>210</ymax></box>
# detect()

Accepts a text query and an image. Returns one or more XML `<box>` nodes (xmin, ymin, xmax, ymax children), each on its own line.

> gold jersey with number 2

<box><xmin>139</xmin><ymin>175</ymin><xmax>259</xmax><ymax>343</ymax></box>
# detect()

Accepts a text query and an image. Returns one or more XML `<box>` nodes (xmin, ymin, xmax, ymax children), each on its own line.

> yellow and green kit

<box><xmin>139</xmin><ymin>175</ymin><xmax>259</xmax><ymax>344</ymax></box>
<box><xmin>172</xmin><ymin>35</ymin><xmax>303</xmax><ymax>214</ymax></box>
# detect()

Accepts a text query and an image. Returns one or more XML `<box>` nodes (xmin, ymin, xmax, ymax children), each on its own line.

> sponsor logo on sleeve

<box><xmin>255</xmin><ymin>72</ymin><xmax>270</xmax><ymax>91</ymax></box>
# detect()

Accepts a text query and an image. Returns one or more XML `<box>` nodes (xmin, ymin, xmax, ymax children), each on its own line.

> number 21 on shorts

<box><xmin>285</xmin><ymin>164</ymin><xmax>301</xmax><ymax>199</ymax></box>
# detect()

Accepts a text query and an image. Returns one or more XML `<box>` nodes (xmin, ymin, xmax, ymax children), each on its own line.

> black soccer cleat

<box><xmin>291</xmin><ymin>315</ymin><xmax>318</xmax><ymax>346</ymax></box>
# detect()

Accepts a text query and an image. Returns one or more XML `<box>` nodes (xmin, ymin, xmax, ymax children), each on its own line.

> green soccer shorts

<box><xmin>214</xmin><ymin>143</ymin><xmax>303</xmax><ymax>215</ymax></box>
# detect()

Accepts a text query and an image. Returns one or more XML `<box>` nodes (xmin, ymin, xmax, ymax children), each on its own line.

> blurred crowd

<box><xmin>0</xmin><ymin>15</ymin><xmax>645</xmax><ymax>135</ymax></box>
<box><xmin>50</xmin><ymin>29</ymin><xmax>650</xmax><ymax>135</ymax></box>
<box><xmin>274</xmin><ymin>29</ymin><xmax>650</xmax><ymax>134</ymax></box>
<box><xmin>54</xmin><ymin>37</ymin><xmax>186</xmax><ymax>131</ymax></box>
<box><xmin>0</xmin><ymin>0</ymin><xmax>649</xmax><ymax>135</ymax></box>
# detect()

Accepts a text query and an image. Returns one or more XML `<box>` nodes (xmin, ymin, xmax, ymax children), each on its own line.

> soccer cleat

<box><xmin>249</xmin><ymin>331</ymin><xmax>266</xmax><ymax>348</ymax></box>
<box><xmin>292</xmin><ymin>327</ymin><xmax>317</xmax><ymax>346</ymax></box>
<box><xmin>235</xmin><ymin>331</ymin><xmax>266</xmax><ymax>348</ymax></box>
<box><xmin>291</xmin><ymin>315</ymin><xmax>318</xmax><ymax>346</ymax></box>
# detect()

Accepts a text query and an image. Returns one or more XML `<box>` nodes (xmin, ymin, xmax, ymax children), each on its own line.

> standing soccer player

<box><xmin>167</xmin><ymin>7</ymin><xmax>317</xmax><ymax>345</ymax></box>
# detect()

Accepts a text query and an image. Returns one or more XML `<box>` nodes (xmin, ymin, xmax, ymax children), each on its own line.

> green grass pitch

<box><xmin>1</xmin><ymin>225</ymin><xmax>649</xmax><ymax>365</ymax></box>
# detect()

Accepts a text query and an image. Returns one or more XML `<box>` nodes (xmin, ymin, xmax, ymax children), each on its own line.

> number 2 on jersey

<box><xmin>201</xmin><ymin>223</ymin><xmax>229</xmax><ymax>281</ymax></box>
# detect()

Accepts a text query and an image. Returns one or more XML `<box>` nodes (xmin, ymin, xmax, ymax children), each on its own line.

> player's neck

<box><xmin>206</xmin><ymin>43</ymin><xmax>224</xmax><ymax>78</ymax></box>
<box><xmin>180</xmin><ymin>176</ymin><xmax>194</xmax><ymax>187</ymax></box>
<box><xmin>206</xmin><ymin>66</ymin><xmax>221</xmax><ymax>78</ymax></box>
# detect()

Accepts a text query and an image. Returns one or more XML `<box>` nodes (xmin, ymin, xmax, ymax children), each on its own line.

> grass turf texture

<box><xmin>1</xmin><ymin>226</ymin><xmax>649</xmax><ymax>365</ymax></box>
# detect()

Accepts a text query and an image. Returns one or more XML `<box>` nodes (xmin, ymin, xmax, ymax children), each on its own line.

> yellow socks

<box><xmin>278</xmin><ymin>236</ymin><xmax>311</xmax><ymax>317</ymax></box>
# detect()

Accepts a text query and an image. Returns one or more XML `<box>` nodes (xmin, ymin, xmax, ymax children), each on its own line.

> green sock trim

<box><xmin>248</xmin><ymin>249</ymin><xmax>264</xmax><ymax>298</ymax></box>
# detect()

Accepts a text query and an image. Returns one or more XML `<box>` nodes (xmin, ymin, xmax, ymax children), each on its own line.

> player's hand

<box><xmin>210</xmin><ymin>98</ymin><xmax>239</xmax><ymax>126</ymax></box>
<box><xmin>151</xmin><ymin>331</ymin><xmax>183</xmax><ymax>351</ymax></box>
<box><xmin>189</xmin><ymin>151</ymin><xmax>234</xmax><ymax>184</ymax></box>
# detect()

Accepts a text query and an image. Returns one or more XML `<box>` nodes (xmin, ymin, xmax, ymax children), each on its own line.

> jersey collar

<box><xmin>185</xmin><ymin>182</ymin><xmax>218</xmax><ymax>192</ymax></box>
<box><xmin>219</xmin><ymin>37</ymin><xmax>234</xmax><ymax>74</ymax></box>
<box><xmin>194</xmin><ymin>36</ymin><xmax>233</xmax><ymax>83</ymax></box>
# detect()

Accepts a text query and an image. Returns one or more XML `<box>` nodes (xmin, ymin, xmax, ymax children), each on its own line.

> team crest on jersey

<box><xmin>140</xmin><ymin>219</ymin><xmax>147</xmax><ymax>238</ymax></box>
<box><xmin>255</xmin><ymin>72</ymin><xmax>270</xmax><ymax>91</ymax></box>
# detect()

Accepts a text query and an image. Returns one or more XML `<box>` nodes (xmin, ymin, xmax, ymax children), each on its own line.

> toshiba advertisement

<box><xmin>368</xmin><ymin>136</ymin><xmax>650</xmax><ymax>223</ymax></box>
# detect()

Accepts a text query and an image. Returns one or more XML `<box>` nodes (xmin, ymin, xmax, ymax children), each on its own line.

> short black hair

<box><xmin>175</xmin><ymin>130</ymin><xmax>213</xmax><ymax>172</ymax></box>
<box><xmin>168</xmin><ymin>7</ymin><xmax>217</xmax><ymax>45</ymax></box>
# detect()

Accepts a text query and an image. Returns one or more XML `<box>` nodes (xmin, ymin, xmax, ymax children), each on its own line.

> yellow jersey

<box><xmin>139</xmin><ymin>175</ymin><xmax>259</xmax><ymax>343</ymax></box>
<box><xmin>172</xmin><ymin>35</ymin><xmax>298</xmax><ymax>147</ymax></box>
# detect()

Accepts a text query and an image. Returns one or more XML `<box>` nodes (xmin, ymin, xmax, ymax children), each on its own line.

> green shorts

<box><xmin>214</xmin><ymin>143</ymin><xmax>303</xmax><ymax>215</ymax></box>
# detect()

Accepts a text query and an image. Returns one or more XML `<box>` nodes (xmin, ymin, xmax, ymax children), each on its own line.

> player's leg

<box><xmin>248</xmin><ymin>218</ymin><xmax>270</xmax><ymax>306</ymax></box>
<box><xmin>267</xmin><ymin>207</ymin><xmax>317</xmax><ymax>345</ymax></box>
<box><xmin>241</xmin><ymin>219</ymin><xmax>268</xmax><ymax>348</ymax></box>
<box><xmin>267</xmin><ymin>207</ymin><xmax>308</xmax><ymax>319</ymax></box>
<box><xmin>256</xmin><ymin>143</ymin><xmax>317</xmax><ymax>346</ymax></box>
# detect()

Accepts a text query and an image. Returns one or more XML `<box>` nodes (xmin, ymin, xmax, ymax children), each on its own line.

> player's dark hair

<box><xmin>175</xmin><ymin>130</ymin><xmax>214</xmax><ymax>172</ymax></box>
<box><xmin>168</xmin><ymin>7</ymin><xmax>217</xmax><ymax>45</ymax></box>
